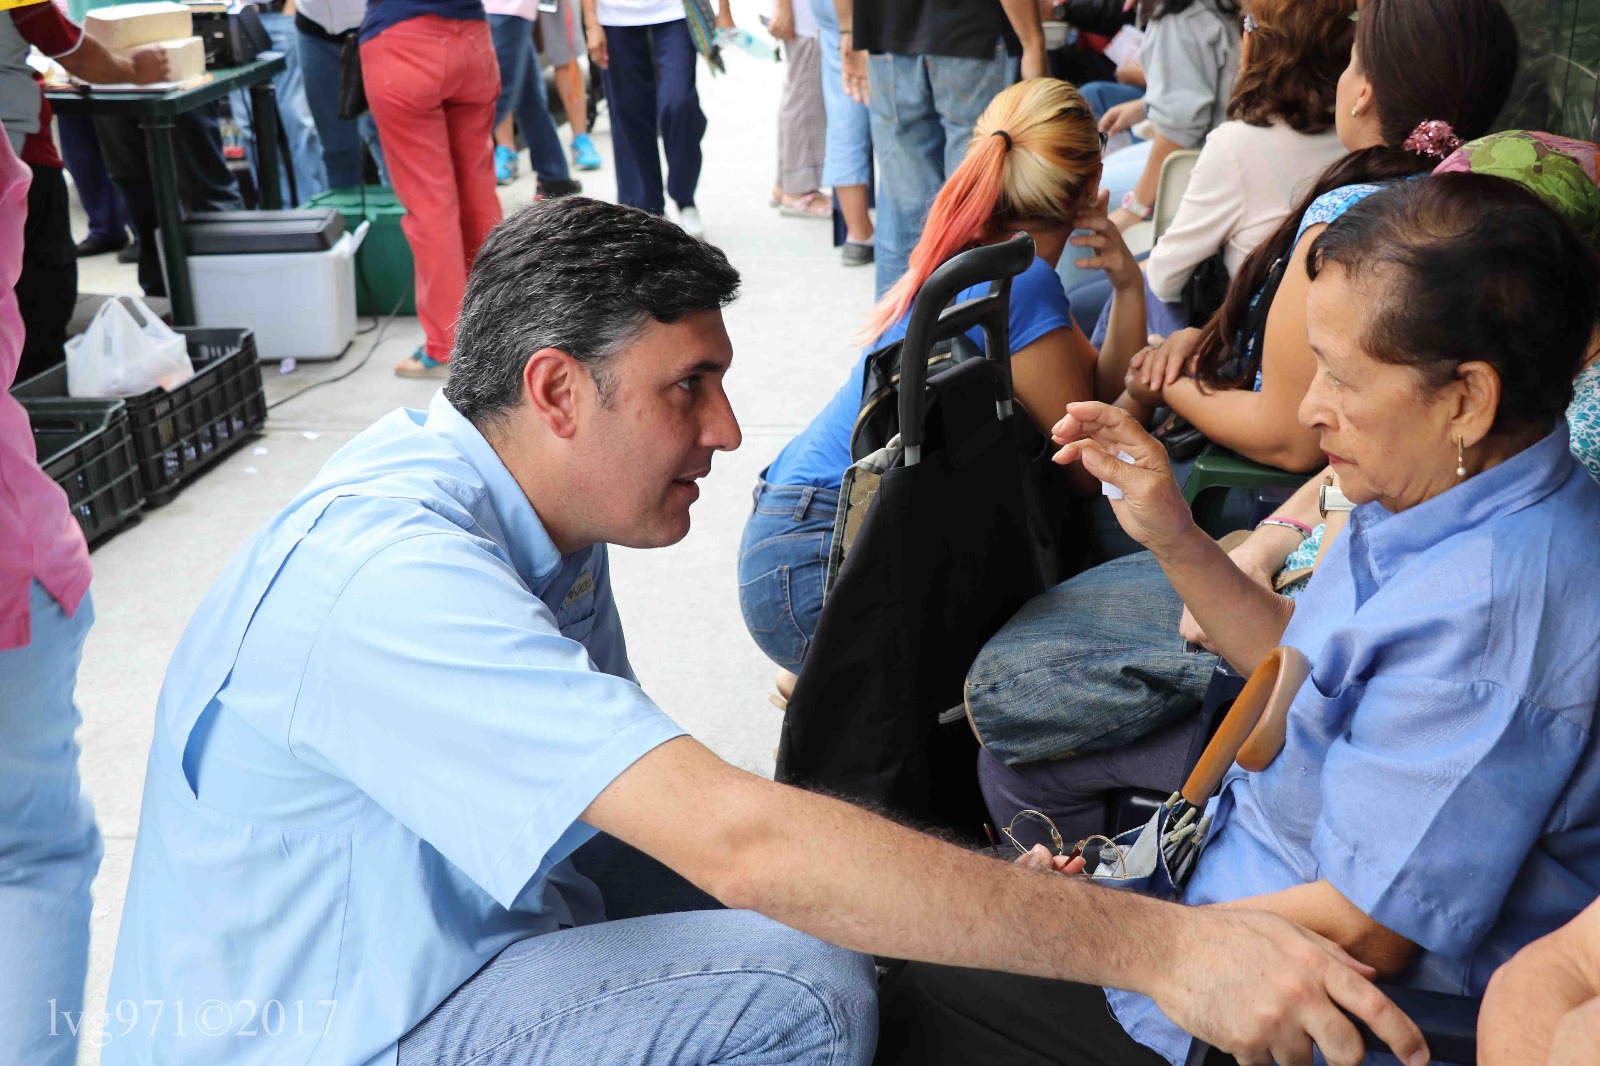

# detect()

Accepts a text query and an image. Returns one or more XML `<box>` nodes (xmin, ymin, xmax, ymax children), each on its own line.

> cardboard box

<box><xmin>83</xmin><ymin>2</ymin><xmax>193</xmax><ymax>51</ymax></box>
<box><xmin>153</xmin><ymin>35</ymin><xmax>206</xmax><ymax>81</ymax></box>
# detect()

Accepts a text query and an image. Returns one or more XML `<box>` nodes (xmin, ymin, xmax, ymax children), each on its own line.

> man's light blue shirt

<box><xmin>1109</xmin><ymin>425</ymin><xmax>1600</xmax><ymax>1064</ymax></box>
<box><xmin>103</xmin><ymin>392</ymin><xmax>686</xmax><ymax>1066</ymax></box>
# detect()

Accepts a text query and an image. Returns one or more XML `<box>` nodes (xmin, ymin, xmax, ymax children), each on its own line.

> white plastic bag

<box><xmin>65</xmin><ymin>297</ymin><xmax>194</xmax><ymax>397</ymax></box>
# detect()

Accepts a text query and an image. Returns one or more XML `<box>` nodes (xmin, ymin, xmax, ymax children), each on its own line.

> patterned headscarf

<box><xmin>1434</xmin><ymin>130</ymin><xmax>1600</xmax><ymax>250</ymax></box>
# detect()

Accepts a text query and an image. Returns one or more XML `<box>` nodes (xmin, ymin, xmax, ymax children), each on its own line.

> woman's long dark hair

<box><xmin>1190</xmin><ymin>0</ymin><xmax>1519</xmax><ymax>388</ymax></box>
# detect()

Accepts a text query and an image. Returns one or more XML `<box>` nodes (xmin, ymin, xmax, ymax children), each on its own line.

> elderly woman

<box><xmin>874</xmin><ymin>173</ymin><xmax>1600</xmax><ymax>1065</ymax></box>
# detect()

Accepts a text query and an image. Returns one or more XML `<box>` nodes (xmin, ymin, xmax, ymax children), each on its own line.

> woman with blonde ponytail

<box><xmin>738</xmin><ymin>79</ymin><xmax>1146</xmax><ymax>674</ymax></box>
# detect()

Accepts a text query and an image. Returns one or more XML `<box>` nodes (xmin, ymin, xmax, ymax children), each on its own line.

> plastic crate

<box><xmin>29</xmin><ymin>399</ymin><xmax>145</xmax><ymax>548</ymax></box>
<box><xmin>13</xmin><ymin>327</ymin><xmax>267</xmax><ymax>506</ymax></box>
<box><xmin>302</xmin><ymin>186</ymin><xmax>416</xmax><ymax>316</ymax></box>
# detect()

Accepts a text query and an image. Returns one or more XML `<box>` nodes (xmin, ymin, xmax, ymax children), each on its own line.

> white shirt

<box><xmin>295</xmin><ymin>0</ymin><xmax>367</xmax><ymax>34</ymax></box>
<box><xmin>595</xmin><ymin>0</ymin><xmax>684</xmax><ymax>26</ymax></box>
<box><xmin>1145</xmin><ymin>120</ymin><xmax>1348</xmax><ymax>304</ymax></box>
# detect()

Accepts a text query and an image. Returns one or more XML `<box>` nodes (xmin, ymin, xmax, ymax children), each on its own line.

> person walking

<box><xmin>582</xmin><ymin>0</ymin><xmax>731</xmax><ymax>236</ymax></box>
<box><xmin>542</xmin><ymin>0</ymin><xmax>603</xmax><ymax>170</ymax></box>
<box><xmin>360</xmin><ymin>0</ymin><xmax>504</xmax><ymax>378</ymax></box>
<box><xmin>487</xmin><ymin>0</ymin><xmax>582</xmax><ymax>197</ymax></box>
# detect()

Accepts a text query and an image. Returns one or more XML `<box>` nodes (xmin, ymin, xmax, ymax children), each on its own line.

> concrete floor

<box><xmin>66</xmin><ymin>38</ymin><xmax>874</xmax><ymax>1062</ymax></box>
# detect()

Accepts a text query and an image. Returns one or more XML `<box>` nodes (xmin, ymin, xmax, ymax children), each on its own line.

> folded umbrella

<box><xmin>1084</xmin><ymin>645</ymin><xmax>1310</xmax><ymax>900</ymax></box>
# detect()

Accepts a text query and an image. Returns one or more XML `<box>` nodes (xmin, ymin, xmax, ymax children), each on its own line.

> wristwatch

<box><xmin>1318</xmin><ymin>478</ymin><xmax>1353</xmax><ymax>517</ymax></box>
<box><xmin>1119</xmin><ymin>190</ymin><xmax>1154</xmax><ymax>221</ymax></box>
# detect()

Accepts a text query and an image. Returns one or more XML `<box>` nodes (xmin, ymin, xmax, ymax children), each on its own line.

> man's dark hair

<box><xmin>444</xmin><ymin>197</ymin><xmax>741</xmax><ymax>430</ymax></box>
<box><xmin>1307</xmin><ymin>173</ymin><xmax>1599</xmax><ymax>436</ymax></box>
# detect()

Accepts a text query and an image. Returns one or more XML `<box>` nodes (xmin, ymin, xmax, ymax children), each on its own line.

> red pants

<box><xmin>362</xmin><ymin>16</ymin><xmax>503</xmax><ymax>362</ymax></box>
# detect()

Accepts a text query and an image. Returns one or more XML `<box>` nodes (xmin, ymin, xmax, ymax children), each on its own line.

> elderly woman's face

<box><xmin>1298</xmin><ymin>264</ymin><xmax>1466</xmax><ymax>512</ymax></box>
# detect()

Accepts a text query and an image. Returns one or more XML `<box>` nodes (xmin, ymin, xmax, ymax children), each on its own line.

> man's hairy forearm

<box><xmin>589</xmin><ymin>738</ymin><xmax>1179</xmax><ymax>996</ymax></box>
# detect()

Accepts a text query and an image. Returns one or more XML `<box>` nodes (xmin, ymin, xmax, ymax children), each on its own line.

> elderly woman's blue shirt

<box><xmin>1109</xmin><ymin>424</ymin><xmax>1600</xmax><ymax>1064</ymax></box>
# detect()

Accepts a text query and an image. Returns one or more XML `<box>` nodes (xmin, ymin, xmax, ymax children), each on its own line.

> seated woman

<box><xmin>876</xmin><ymin>173</ymin><xmax>1600</xmax><ymax>1066</ymax></box>
<box><xmin>1117</xmin><ymin>0</ymin><xmax>1518</xmax><ymax>473</ymax></box>
<box><xmin>737</xmin><ymin>78</ymin><xmax>1146</xmax><ymax>672</ymax></box>
<box><xmin>972</xmin><ymin>129</ymin><xmax>1600</xmax><ymax>849</ymax></box>
<box><xmin>1068</xmin><ymin>0</ymin><xmax>1354</xmax><ymax>337</ymax></box>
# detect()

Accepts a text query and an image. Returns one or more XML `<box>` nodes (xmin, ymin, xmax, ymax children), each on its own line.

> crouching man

<box><xmin>103</xmin><ymin>199</ymin><xmax>1426</xmax><ymax>1066</ymax></box>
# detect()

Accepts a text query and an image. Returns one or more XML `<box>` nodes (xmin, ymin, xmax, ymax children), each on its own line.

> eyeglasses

<box><xmin>1098</xmin><ymin>130</ymin><xmax>1109</xmax><ymax>152</ymax></box>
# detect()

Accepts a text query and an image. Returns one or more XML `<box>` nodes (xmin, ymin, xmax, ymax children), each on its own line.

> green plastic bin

<box><xmin>302</xmin><ymin>186</ymin><xmax>416</xmax><ymax>317</ymax></box>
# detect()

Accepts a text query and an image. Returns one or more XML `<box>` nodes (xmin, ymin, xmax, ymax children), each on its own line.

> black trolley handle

<box><xmin>897</xmin><ymin>233</ymin><xmax>1036</xmax><ymax>466</ymax></box>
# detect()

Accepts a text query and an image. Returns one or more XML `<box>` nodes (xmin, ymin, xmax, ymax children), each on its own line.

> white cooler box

<box><xmin>174</xmin><ymin>211</ymin><xmax>370</xmax><ymax>362</ymax></box>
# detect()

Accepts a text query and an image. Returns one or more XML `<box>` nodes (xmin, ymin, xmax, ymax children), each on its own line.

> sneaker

<box><xmin>677</xmin><ymin>205</ymin><xmax>705</xmax><ymax>239</ymax></box>
<box><xmin>535</xmin><ymin>177</ymin><xmax>583</xmax><ymax>199</ymax></box>
<box><xmin>494</xmin><ymin>145</ymin><xmax>519</xmax><ymax>186</ymax></box>
<box><xmin>841</xmin><ymin>240</ymin><xmax>874</xmax><ymax>267</ymax></box>
<box><xmin>571</xmin><ymin>133</ymin><xmax>602</xmax><ymax>171</ymax></box>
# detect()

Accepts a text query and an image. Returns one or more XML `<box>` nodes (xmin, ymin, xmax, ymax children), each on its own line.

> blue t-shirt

<box><xmin>763</xmin><ymin>256</ymin><xmax>1077</xmax><ymax>490</ymax></box>
<box><xmin>361</xmin><ymin>0</ymin><xmax>487</xmax><ymax>43</ymax></box>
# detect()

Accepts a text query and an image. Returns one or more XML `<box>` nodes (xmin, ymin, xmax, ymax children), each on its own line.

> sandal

<box><xmin>778</xmin><ymin>191</ymin><xmax>833</xmax><ymax>220</ymax></box>
<box><xmin>395</xmin><ymin>347</ymin><xmax>449</xmax><ymax>379</ymax></box>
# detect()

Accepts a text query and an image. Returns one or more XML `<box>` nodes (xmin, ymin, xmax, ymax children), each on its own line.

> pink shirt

<box><xmin>0</xmin><ymin>119</ymin><xmax>89</xmax><ymax>650</ymax></box>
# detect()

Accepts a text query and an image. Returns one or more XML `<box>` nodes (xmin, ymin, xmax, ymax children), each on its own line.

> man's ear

<box><xmin>524</xmin><ymin>348</ymin><xmax>583</xmax><ymax>439</ymax></box>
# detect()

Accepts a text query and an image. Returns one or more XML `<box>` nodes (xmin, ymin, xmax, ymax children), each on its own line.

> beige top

<box><xmin>1146</xmin><ymin>120</ymin><xmax>1348</xmax><ymax>305</ymax></box>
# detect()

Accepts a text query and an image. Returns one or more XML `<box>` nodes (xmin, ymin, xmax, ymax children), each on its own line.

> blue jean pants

<box><xmin>297</xmin><ymin>24</ymin><xmax>388</xmax><ymax>190</ymax></box>
<box><xmin>737</xmin><ymin>479</ymin><xmax>838</xmax><ymax>669</ymax></box>
<box><xmin>490</xmin><ymin>13</ymin><xmax>571</xmax><ymax>183</ymax></box>
<box><xmin>1077</xmin><ymin>79</ymin><xmax>1143</xmax><ymax>119</ymax></box>
<box><xmin>0</xmin><ymin>583</ymin><xmax>101</xmax><ymax>1066</ymax></box>
<box><xmin>602</xmin><ymin>19</ymin><xmax>705</xmax><ymax>214</ymax></box>
<box><xmin>867</xmin><ymin>50</ymin><xmax>1012</xmax><ymax>297</ymax></box>
<box><xmin>396</xmin><ymin>834</ymin><xmax>877</xmax><ymax>1065</ymax></box>
<box><xmin>808</xmin><ymin>0</ymin><xmax>871</xmax><ymax>188</ymax></box>
<box><xmin>56</xmin><ymin>113</ymin><xmax>129</xmax><ymax>242</ymax></box>
<box><xmin>231</xmin><ymin>11</ymin><xmax>327</xmax><ymax>204</ymax></box>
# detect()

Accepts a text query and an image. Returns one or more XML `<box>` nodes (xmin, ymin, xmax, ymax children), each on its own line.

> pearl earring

<box><xmin>1350</xmin><ymin>106</ymin><xmax>1359</xmax><ymax>117</ymax></box>
<box><xmin>1456</xmin><ymin>435</ymin><xmax>1467</xmax><ymax>478</ymax></box>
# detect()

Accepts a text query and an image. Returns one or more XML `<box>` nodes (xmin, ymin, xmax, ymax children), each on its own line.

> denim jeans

<box><xmin>396</xmin><ymin>834</ymin><xmax>877</xmax><ymax>1066</ymax></box>
<box><xmin>0</xmin><ymin>584</ymin><xmax>101</xmax><ymax>1066</ymax></box>
<box><xmin>1077</xmin><ymin>79</ymin><xmax>1143</xmax><ymax>119</ymax></box>
<box><xmin>490</xmin><ymin>13</ymin><xmax>571</xmax><ymax>183</ymax></box>
<box><xmin>231</xmin><ymin>12</ymin><xmax>327</xmax><ymax>204</ymax></box>
<box><xmin>1067</xmin><ymin>253</ymin><xmax>1186</xmax><ymax>342</ymax></box>
<box><xmin>297</xmin><ymin>24</ymin><xmax>388</xmax><ymax>190</ymax></box>
<box><xmin>56</xmin><ymin>113</ymin><xmax>129</xmax><ymax>242</ymax></box>
<box><xmin>601</xmin><ymin>19</ymin><xmax>705</xmax><ymax>214</ymax></box>
<box><xmin>809</xmin><ymin>0</ymin><xmax>870</xmax><ymax>188</ymax></box>
<box><xmin>965</xmin><ymin>550</ymin><xmax>1217</xmax><ymax>765</ymax></box>
<box><xmin>737</xmin><ymin>479</ymin><xmax>837</xmax><ymax>668</ymax></box>
<box><xmin>867</xmin><ymin>49</ymin><xmax>1011</xmax><ymax>296</ymax></box>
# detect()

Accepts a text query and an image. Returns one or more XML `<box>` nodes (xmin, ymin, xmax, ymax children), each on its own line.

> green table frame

<box><xmin>46</xmin><ymin>53</ymin><xmax>289</xmax><ymax>326</ymax></box>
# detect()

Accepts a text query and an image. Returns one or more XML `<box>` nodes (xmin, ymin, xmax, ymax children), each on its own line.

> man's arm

<box><xmin>998</xmin><ymin>0</ymin><xmax>1047</xmax><ymax>80</ymax></box>
<box><xmin>17</xmin><ymin>2</ymin><xmax>168</xmax><ymax>84</ymax></box>
<box><xmin>584</xmin><ymin>736</ymin><xmax>1429</xmax><ymax>1066</ymax></box>
<box><xmin>581</xmin><ymin>0</ymin><xmax>607</xmax><ymax>68</ymax></box>
<box><xmin>834</xmin><ymin>0</ymin><xmax>868</xmax><ymax>105</ymax></box>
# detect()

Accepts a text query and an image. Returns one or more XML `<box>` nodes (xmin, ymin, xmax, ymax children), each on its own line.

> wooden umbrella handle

<box><xmin>1180</xmin><ymin>646</ymin><xmax>1311</xmax><ymax>805</ymax></box>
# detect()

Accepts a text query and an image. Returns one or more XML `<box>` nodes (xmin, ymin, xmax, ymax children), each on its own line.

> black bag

<box><xmin>338</xmin><ymin>32</ymin><xmax>368</xmax><ymax>121</ymax></box>
<box><xmin>776</xmin><ymin>235</ymin><xmax>1090</xmax><ymax>838</ymax></box>
<box><xmin>1152</xmin><ymin>250</ymin><xmax>1292</xmax><ymax>461</ymax></box>
<box><xmin>1178</xmin><ymin>250</ymin><xmax>1229</xmax><ymax>330</ymax></box>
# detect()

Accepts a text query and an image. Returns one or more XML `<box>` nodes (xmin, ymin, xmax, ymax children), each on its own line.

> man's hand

<box><xmin>127</xmin><ymin>44</ymin><xmax>171</xmax><ymax>84</ymax></box>
<box><xmin>1021</xmin><ymin>43</ymin><xmax>1048</xmax><ymax>80</ymax></box>
<box><xmin>1100</xmin><ymin>97</ymin><xmax>1145</xmax><ymax>135</ymax></box>
<box><xmin>714</xmin><ymin>0</ymin><xmax>735</xmax><ymax>32</ymax></box>
<box><xmin>841</xmin><ymin>39</ymin><xmax>869</xmax><ymax>105</ymax></box>
<box><xmin>1481</xmin><ymin>898</ymin><xmax>1600</xmax><ymax>1065</ymax></box>
<box><xmin>768</xmin><ymin>0</ymin><xmax>795</xmax><ymax>40</ymax></box>
<box><xmin>1160</xmin><ymin>907</ymin><xmax>1430</xmax><ymax>1066</ymax></box>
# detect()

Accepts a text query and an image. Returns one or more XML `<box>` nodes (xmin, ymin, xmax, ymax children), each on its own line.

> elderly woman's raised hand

<box><xmin>1052</xmin><ymin>402</ymin><xmax>1197</xmax><ymax>551</ymax></box>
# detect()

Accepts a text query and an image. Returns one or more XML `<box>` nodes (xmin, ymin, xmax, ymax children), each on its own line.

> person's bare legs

<box><xmin>494</xmin><ymin>113</ymin><xmax>517</xmax><ymax>150</ymax></box>
<box><xmin>836</xmin><ymin>183</ymin><xmax>873</xmax><ymax>243</ymax></box>
<box><xmin>554</xmin><ymin>59</ymin><xmax>587</xmax><ymax>137</ymax></box>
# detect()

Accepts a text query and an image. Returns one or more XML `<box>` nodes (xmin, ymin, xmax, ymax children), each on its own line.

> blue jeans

<box><xmin>490</xmin><ymin>13</ymin><xmax>571</xmax><ymax>183</ymax></box>
<box><xmin>867</xmin><ymin>50</ymin><xmax>1012</xmax><ymax>296</ymax></box>
<box><xmin>1077</xmin><ymin>79</ymin><xmax>1143</xmax><ymax>119</ymax></box>
<box><xmin>965</xmin><ymin>550</ymin><xmax>1217</xmax><ymax>766</ymax></box>
<box><xmin>602</xmin><ymin>19</ymin><xmax>704</xmax><ymax>214</ymax></box>
<box><xmin>56</xmin><ymin>113</ymin><xmax>129</xmax><ymax>242</ymax></box>
<box><xmin>297</xmin><ymin>24</ymin><xmax>388</xmax><ymax>190</ymax></box>
<box><xmin>737</xmin><ymin>479</ymin><xmax>837</xmax><ymax>668</ymax></box>
<box><xmin>809</xmin><ymin>0</ymin><xmax>871</xmax><ymax>188</ymax></box>
<box><xmin>1067</xmin><ymin>254</ymin><xmax>1186</xmax><ymax>341</ymax></box>
<box><xmin>1056</xmin><ymin>138</ymin><xmax>1153</xmax><ymax>293</ymax></box>
<box><xmin>396</xmin><ymin>838</ymin><xmax>877</xmax><ymax>1066</ymax></box>
<box><xmin>0</xmin><ymin>584</ymin><xmax>101</xmax><ymax>1066</ymax></box>
<box><xmin>231</xmin><ymin>12</ymin><xmax>327</xmax><ymax>204</ymax></box>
